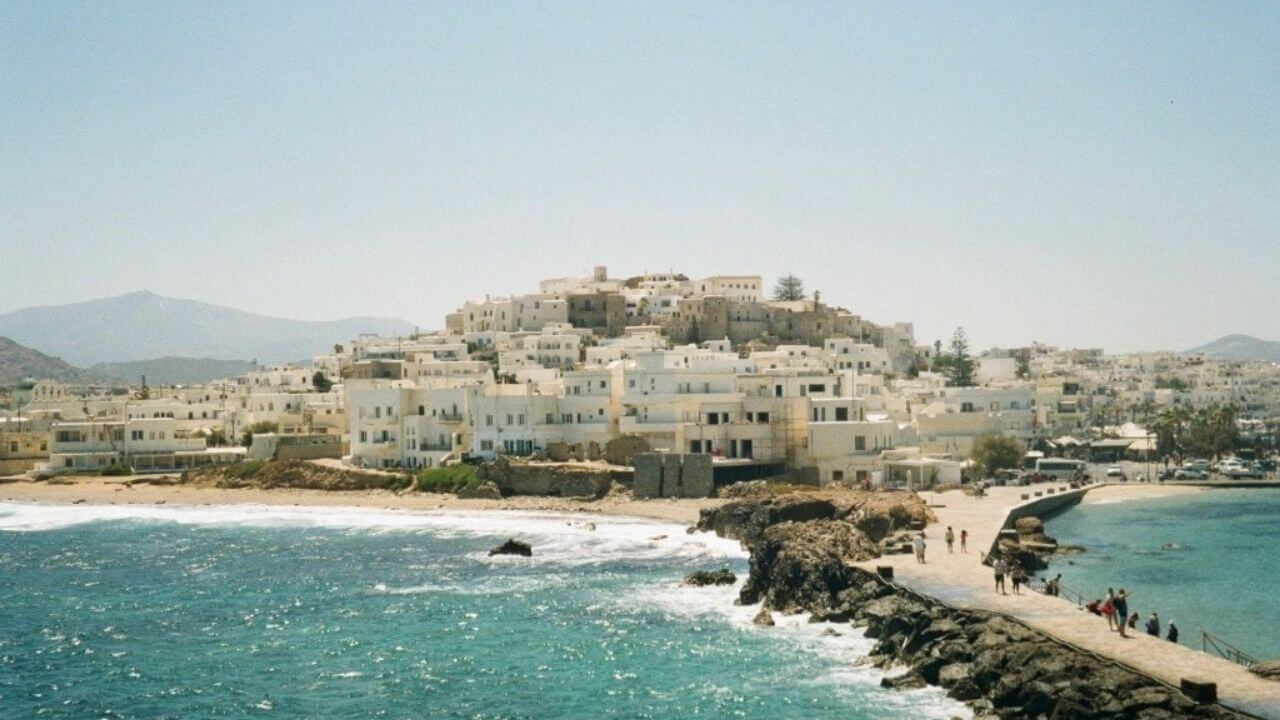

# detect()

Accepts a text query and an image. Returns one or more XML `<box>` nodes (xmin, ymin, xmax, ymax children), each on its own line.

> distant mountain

<box><xmin>87</xmin><ymin>357</ymin><xmax>258</xmax><ymax>386</ymax></box>
<box><xmin>0</xmin><ymin>336</ymin><xmax>92</xmax><ymax>387</ymax></box>
<box><xmin>1186</xmin><ymin>334</ymin><xmax>1280</xmax><ymax>363</ymax></box>
<box><xmin>0</xmin><ymin>291</ymin><xmax>415</xmax><ymax>366</ymax></box>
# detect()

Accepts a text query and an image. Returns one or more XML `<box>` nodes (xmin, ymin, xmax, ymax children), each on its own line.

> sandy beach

<box><xmin>0</xmin><ymin>475</ymin><xmax>719</xmax><ymax>524</ymax></box>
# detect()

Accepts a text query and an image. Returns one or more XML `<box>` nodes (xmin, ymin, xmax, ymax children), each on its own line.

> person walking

<box><xmin>992</xmin><ymin>557</ymin><xmax>1007</xmax><ymax>594</ymax></box>
<box><xmin>945</xmin><ymin>526</ymin><xmax>955</xmax><ymax>554</ymax></box>
<box><xmin>1167</xmin><ymin>622</ymin><xmax>1179</xmax><ymax>644</ymax></box>
<box><xmin>912</xmin><ymin>532</ymin><xmax>927</xmax><ymax>564</ymax></box>
<box><xmin>960</xmin><ymin>529</ymin><xmax>968</xmax><ymax>553</ymax></box>
<box><xmin>1114</xmin><ymin>589</ymin><xmax>1131</xmax><ymax>638</ymax></box>
<box><xmin>1146</xmin><ymin>613</ymin><xmax>1160</xmax><ymax>637</ymax></box>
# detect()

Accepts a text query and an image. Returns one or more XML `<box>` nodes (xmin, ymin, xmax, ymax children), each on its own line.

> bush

<box><xmin>101</xmin><ymin>462</ymin><xmax>134</xmax><ymax>477</ymax></box>
<box><xmin>416</xmin><ymin>465</ymin><xmax>482</xmax><ymax>494</ymax></box>
<box><xmin>224</xmin><ymin>460</ymin><xmax>265</xmax><ymax>480</ymax></box>
<box><xmin>384</xmin><ymin>473</ymin><xmax>414</xmax><ymax>492</ymax></box>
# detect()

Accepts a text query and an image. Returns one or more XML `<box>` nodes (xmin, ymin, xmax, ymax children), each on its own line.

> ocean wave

<box><xmin>0</xmin><ymin>502</ymin><xmax>746</xmax><ymax>567</ymax></box>
<box><xmin>618</xmin><ymin>581</ymin><xmax>970</xmax><ymax>719</ymax></box>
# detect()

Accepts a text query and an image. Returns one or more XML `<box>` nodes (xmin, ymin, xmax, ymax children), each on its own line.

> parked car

<box><xmin>1106</xmin><ymin>466</ymin><xmax>1126</xmax><ymax>480</ymax></box>
<box><xmin>1174</xmin><ymin>468</ymin><xmax>1208</xmax><ymax>480</ymax></box>
<box><xmin>1183</xmin><ymin>459</ymin><xmax>1212</xmax><ymax>473</ymax></box>
<box><xmin>1224</xmin><ymin>464</ymin><xmax>1264</xmax><ymax>479</ymax></box>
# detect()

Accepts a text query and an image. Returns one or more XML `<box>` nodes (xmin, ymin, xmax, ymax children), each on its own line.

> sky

<box><xmin>2</xmin><ymin>2</ymin><xmax>1277</xmax><ymax>353</ymax></box>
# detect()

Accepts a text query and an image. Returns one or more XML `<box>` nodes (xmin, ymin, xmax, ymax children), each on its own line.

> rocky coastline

<box><xmin>696</xmin><ymin>492</ymin><xmax>1248</xmax><ymax>720</ymax></box>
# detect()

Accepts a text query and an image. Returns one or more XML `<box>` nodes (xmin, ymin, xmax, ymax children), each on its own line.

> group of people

<box><xmin>990</xmin><ymin>554</ymin><xmax>1029</xmax><ymax>594</ymax></box>
<box><xmin>911</xmin><ymin>525</ymin><xmax>969</xmax><ymax>564</ymax></box>
<box><xmin>906</xmin><ymin>523</ymin><xmax>1181</xmax><ymax>647</ymax></box>
<box><xmin>1084</xmin><ymin>588</ymin><xmax>1179</xmax><ymax>643</ymax></box>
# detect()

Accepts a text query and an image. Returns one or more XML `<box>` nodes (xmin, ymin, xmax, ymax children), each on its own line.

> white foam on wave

<box><xmin>0</xmin><ymin>501</ymin><xmax>745</xmax><ymax>567</ymax></box>
<box><xmin>621</xmin><ymin>580</ymin><xmax>971</xmax><ymax>719</ymax></box>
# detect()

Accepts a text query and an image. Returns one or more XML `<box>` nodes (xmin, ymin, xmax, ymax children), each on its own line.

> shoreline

<box><xmin>0</xmin><ymin>476</ymin><xmax>717</xmax><ymax>525</ymax></box>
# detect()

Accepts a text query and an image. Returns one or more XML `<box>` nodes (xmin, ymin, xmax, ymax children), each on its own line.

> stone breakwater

<box><xmin>697</xmin><ymin>493</ymin><xmax>1249</xmax><ymax>720</ymax></box>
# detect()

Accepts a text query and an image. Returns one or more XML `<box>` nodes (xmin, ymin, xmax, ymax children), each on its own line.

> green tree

<box><xmin>772</xmin><ymin>274</ymin><xmax>806</xmax><ymax>301</ymax></box>
<box><xmin>312</xmin><ymin>371</ymin><xmax>334</xmax><ymax>392</ymax></box>
<box><xmin>970</xmin><ymin>433</ymin><xmax>1023</xmax><ymax>478</ymax></box>
<box><xmin>241</xmin><ymin>421</ymin><xmax>279</xmax><ymax>447</ymax></box>
<box><xmin>1015</xmin><ymin>352</ymin><xmax>1031</xmax><ymax>379</ymax></box>
<box><xmin>206</xmin><ymin>427</ymin><xmax>228</xmax><ymax>447</ymax></box>
<box><xmin>946</xmin><ymin>327</ymin><xmax>975</xmax><ymax>387</ymax></box>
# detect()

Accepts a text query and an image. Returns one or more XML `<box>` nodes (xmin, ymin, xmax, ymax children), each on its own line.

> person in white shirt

<box><xmin>912</xmin><ymin>533</ymin><xmax>927</xmax><ymax>564</ymax></box>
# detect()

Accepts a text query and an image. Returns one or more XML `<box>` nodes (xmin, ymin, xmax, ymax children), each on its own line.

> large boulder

<box><xmin>1014</xmin><ymin>516</ymin><xmax>1045</xmax><ymax>535</ymax></box>
<box><xmin>602</xmin><ymin>435</ymin><xmax>652</xmax><ymax>466</ymax></box>
<box><xmin>488</xmin><ymin>539</ymin><xmax>532</xmax><ymax>557</ymax></box>
<box><xmin>737</xmin><ymin>519</ymin><xmax>879</xmax><ymax>612</ymax></box>
<box><xmin>684</xmin><ymin>569</ymin><xmax>737</xmax><ymax>587</ymax></box>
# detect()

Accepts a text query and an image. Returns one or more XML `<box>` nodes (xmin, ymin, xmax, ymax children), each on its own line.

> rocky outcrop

<box><xmin>182</xmin><ymin>460</ymin><xmax>401</xmax><ymax>491</ymax></box>
<box><xmin>684</xmin><ymin>569</ymin><xmax>737</xmax><ymax>587</ymax></box>
<box><xmin>697</xmin><ymin>490</ymin><xmax>933</xmax><ymax>549</ymax></box>
<box><xmin>488</xmin><ymin>539</ymin><xmax>532</xmax><ymax>557</ymax></box>
<box><xmin>697</xmin><ymin>496</ymin><xmax>841</xmax><ymax>547</ymax></box>
<box><xmin>478</xmin><ymin>457</ymin><xmax>623</xmax><ymax>498</ymax></box>
<box><xmin>455</xmin><ymin>481</ymin><xmax>502</xmax><ymax>500</ymax></box>
<box><xmin>737</xmin><ymin>520</ymin><xmax>880</xmax><ymax>612</ymax></box>
<box><xmin>752</xmin><ymin>607</ymin><xmax>775</xmax><ymax>626</ymax></box>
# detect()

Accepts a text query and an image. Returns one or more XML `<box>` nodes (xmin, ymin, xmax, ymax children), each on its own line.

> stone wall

<box><xmin>633</xmin><ymin>452</ymin><xmax>715</xmax><ymax>498</ymax></box>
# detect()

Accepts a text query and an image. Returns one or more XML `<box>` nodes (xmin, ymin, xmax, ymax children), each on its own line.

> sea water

<box><xmin>1045</xmin><ymin>488</ymin><xmax>1280</xmax><ymax>661</ymax></box>
<box><xmin>0</xmin><ymin>503</ymin><xmax>968</xmax><ymax>719</ymax></box>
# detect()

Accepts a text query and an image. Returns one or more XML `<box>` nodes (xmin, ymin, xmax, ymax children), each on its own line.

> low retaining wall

<box><xmin>987</xmin><ymin>483</ymin><xmax>1096</xmax><ymax>560</ymax></box>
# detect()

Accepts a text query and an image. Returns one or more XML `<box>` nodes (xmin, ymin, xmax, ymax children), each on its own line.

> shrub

<box><xmin>384</xmin><ymin>473</ymin><xmax>414</xmax><ymax>492</ymax></box>
<box><xmin>101</xmin><ymin>462</ymin><xmax>134</xmax><ymax>477</ymax></box>
<box><xmin>224</xmin><ymin>460</ymin><xmax>265</xmax><ymax>480</ymax></box>
<box><xmin>416</xmin><ymin>465</ymin><xmax>481</xmax><ymax>494</ymax></box>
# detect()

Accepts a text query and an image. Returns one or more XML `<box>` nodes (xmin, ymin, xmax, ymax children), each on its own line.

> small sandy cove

<box><xmin>0</xmin><ymin>475</ymin><xmax>718</xmax><ymax>524</ymax></box>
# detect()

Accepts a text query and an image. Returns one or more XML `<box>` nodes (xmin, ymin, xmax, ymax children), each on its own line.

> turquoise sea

<box><xmin>1045</xmin><ymin>488</ymin><xmax>1280</xmax><ymax>662</ymax></box>
<box><xmin>0</xmin><ymin>503</ymin><xmax>967</xmax><ymax>720</ymax></box>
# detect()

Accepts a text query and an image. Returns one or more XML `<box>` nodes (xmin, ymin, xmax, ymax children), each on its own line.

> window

<box><xmin>832</xmin><ymin>470</ymin><xmax>845</xmax><ymax>482</ymax></box>
<box><xmin>835</xmin><ymin>407</ymin><xmax>849</xmax><ymax>421</ymax></box>
<box><xmin>481</xmin><ymin>439</ymin><xmax>494</xmax><ymax>451</ymax></box>
<box><xmin>855</xmin><ymin>436</ymin><xmax>866</xmax><ymax>451</ymax></box>
<box><xmin>131</xmin><ymin>430</ymin><xmax>144</xmax><ymax>441</ymax></box>
<box><xmin>485</xmin><ymin>415</ymin><xmax>494</xmax><ymax>426</ymax></box>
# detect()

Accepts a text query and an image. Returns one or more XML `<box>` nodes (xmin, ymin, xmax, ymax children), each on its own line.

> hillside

<box><xmin>0</xmin><ymin>336</ymin><xmax>93</xmax><ymax>387</ymax></box>
<box><xmin>1187</xmin><ymin>334</ymin><xmax>1280</xmax><ymax>363</ymax></box>
<box><xmin>87</xmin><ymin>357</ymin><xmax>257</xmax><ymax>386</ymax></box>
<box><xmin>0</xmin><ymin>291</ymin><xmax>415</xmax><ymax>366</ymax></box>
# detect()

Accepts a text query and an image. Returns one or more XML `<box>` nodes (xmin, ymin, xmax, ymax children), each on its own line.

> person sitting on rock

<box><xmin>1167</xmin><ymin>622</ymin><xmax>1179</xmax><ymax>644</ymax></box>
<box><xmin>1085</xmin><ymin>598</ymin><xmax>1101</xmax><ymax>615</ymax></box>
<box><xmin>1146</xmin><ymin>612</ymin><xmax>1160</xmax><ymax>637</ymax></box>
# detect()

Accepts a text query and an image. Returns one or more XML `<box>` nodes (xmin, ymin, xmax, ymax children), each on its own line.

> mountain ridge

<box><xmin>0</xmin><ymin>291</ymin><xmax>415</xmax><ymax>366</ymax></box>
<box><xmin>0</xmin><ymin>336</ymin><xmax>94</xmax><ymax>387</ymax></box>
<box><xmin>1186</xmin><ymin>334</ymin><xmax>1280</xmax><ymax>363</ymax></box>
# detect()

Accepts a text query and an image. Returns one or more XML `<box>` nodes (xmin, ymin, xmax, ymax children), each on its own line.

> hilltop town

<box><xmin>2</xmin><ymin>266</ymin><xmax>1277</xmax><ymax>487</ymax></box>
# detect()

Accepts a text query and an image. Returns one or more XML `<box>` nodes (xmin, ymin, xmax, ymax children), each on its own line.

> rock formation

<box><xmin>737</xmin><ymin>519</ymin><xmax>880</xmax><ymax>612</ymax></box>
<box><xmin>683</xmin><ymin>569</ymin><xmax>737</xmax><ymax>587</ymax></box>
<box><xmin>488</xmin><ymin>539</ymin><xmax>533</xmax><ymax>557</ymax></box>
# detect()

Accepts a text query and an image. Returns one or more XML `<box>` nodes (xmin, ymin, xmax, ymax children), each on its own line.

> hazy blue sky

<box><xmin>2</xmin><ymin>2</ymin><xmax>1277</xmax><ymax>352</ymax></box>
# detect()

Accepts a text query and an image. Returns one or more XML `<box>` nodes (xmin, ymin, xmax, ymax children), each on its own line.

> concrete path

<box><xmin>856</xmin><ymin>484</ymin><xmax>1280</xmax><ymax>719</ymax></box>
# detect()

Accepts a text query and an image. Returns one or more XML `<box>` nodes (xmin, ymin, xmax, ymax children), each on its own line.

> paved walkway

<box><xmin>856</xmin><ymin>484</ymin><xmax>1280</xmax><ymax>719</ymax></box>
